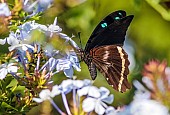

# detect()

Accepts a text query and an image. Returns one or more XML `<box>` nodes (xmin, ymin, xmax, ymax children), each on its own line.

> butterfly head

<box><xmin>77</xmin><ymin>48</ymin><xmax>89</xmax><ymax>62</ymax></box>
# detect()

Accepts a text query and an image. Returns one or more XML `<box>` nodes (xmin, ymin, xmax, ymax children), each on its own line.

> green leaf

<box><xmin>1</xmin><ymin>102</ymin><xmax>18</xmax><ymax>111</ymax></box>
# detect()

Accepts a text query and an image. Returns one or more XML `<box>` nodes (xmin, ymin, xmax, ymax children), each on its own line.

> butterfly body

<box><xmin>79</xmin><ymin>10</ymin><xmax>134</xmax><ymax>92</ymax></box>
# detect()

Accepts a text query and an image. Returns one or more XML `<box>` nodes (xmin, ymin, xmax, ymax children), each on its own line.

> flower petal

<box><xmin>101</xmin><ymin>94</ymin><xmax>114</xmax><ymax>104</ymax></box>
<box><xmin>51</xmin><ymin>85</ymin><xmax>61</xmax><ymax>97</ymax></box>
<box><xmin>99</xmin><ymin>87</ymin><xmax>110</xmax><ymax>99</ymax></box>
<box><xmin>88</xmin><ymin>86</ymin><xmax>100</xmax><ymax>98</ymax></box>
<box><xmin>95</xmin><ymin>101</ymin><xmax>106</xmax><ymax>115</ymax></box>
<box><xmin>39</xmin><ymin>89</ymin><xmax>51</xmax><ymax>100</ymax></box>
<box><xmin>60</xmin><ymin>79</ymin><xmax>73</xmax><ymax>94</ymax></box>
<box><xmin>105</xmin><ymin>106</ymin><xmax>116</xmax><ymax>115</ymax></box>
<box><xmin>64</xmin><ymin>68</ymin><xmax>73</xmax><ymax>78</ymax></box>
<box><xmin>32</xmin><ymin>98</ymin><xmax>43</xmax><ymax>103</ymax></box>
<box><xmin>73</xmin><ymin>80</ymin><xmax>84</xmax><ymax>89</ymax></box>
<box><xmin>82</xmin><ymin>97</ymin><xmax>96</xmax><ymax>112</ymax></box>
<box><xmin>0</xmin><ymin>38</ymin><xmax>7</xmax><ymax>45</ymax></box>
<box><xmin>77</xmin><ymin>86</ymin><xmax>100</xmax><ymax>98</ymax></box>
<box><xmin>7</xmin><ymin>64</ymin><xmax>18</xmax><ymax>73</ymax></box>
<box><xmin>0</xmin><ymin>68</ymin><xmax>7</xmax><ymax>79</ymax></box>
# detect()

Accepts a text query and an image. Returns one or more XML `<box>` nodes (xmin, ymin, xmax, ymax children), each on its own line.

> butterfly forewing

<box><xmin>85</xmin><ymin>11</ymin><xmax>134</xmax><ymax>52</ymax></box>
<box><xmin>89</xmin><ymin>10</ymin><xmax>126</xmax><ymax>38</ymax></box>
<box><xmin>90</xmin><ymin>45</ymin><xmax>130</xmax><ymax>92</ymax></box>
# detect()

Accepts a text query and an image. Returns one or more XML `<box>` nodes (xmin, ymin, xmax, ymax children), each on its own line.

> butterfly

<box><xmin>78</xmin><ymin>10</ymin><xmax>134</xmax><ymax>92</ymax></box>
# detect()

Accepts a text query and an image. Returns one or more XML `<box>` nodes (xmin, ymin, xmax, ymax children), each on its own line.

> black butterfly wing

<box><xmin>84</xmin><ymin>10</ymin><xmax>134</xmax><ymax>52</ymax></box>
<box><xmin>89</xmin><ymin>10</ymin><xmax>126</xmax><ymax>38</ymax></box>
<box><xmin>90</xmin><ymin>45</ymin><xmax>130</xmax><ymax>92</ymax></box>
<box><xmin>82</xmin><ymin>10</ymin><xmax>133</xmax><ymax>92</ymax></box>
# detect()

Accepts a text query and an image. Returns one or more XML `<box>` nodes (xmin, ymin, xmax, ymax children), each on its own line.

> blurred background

<box><xmin>2</xmin><ymin>0</ymin><xmax>170</xmax><ymax>114</ymax></box>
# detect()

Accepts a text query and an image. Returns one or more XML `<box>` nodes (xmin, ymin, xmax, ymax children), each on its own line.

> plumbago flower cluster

<box><xmin>33</xmin><ymin>79</ymin><xmax>115</xmax><ymax>115</ymax></box>
<box><xmin>0</xmin><ymin>14</ymin><xmax>115</xmax><ymax>115</ymax></box>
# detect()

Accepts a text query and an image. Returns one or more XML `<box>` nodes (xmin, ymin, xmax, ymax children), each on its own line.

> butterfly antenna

<box><xmin>78</xmin><ymin>32</ymin><xmax>83</xmax><ymax>49</ymax></box>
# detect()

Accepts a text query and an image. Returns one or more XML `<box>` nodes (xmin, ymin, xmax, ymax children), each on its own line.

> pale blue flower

<box><xmin>18</xmin><ymin>21</ymin><xmax>48</xmax><ymax>39</ymax></box>
<box><xmin>55</xmin><ymin>51</ymin><xmax>80</xmax><ymax>78</ymax></box>
<box><xmin>0</xmin><ymin>30</ymin><xmax>34</xmax><ymax>51</ymax></box>
<box><xmin>50</xmin><ymin>85</ymin><xmax>61</xmax><ymax>97</ymax></box>
<box><xmin>23</xmin><ymin>0</ymin><xmax>35</xmax><ymax>13</ymax></box>
<box><xmin>63</xmin><ymin>79</ymin><xmax>84</xmax><ymax>90</ymax></box>
<box><xmin>43</xmin><ymin>17</ymin><xmax>78</xmax><ymax>49</ymax></box>
<box><xmin>9</xmin><ymin>43</ymin><xmax>35</xmax><ymax>51</ymax></box>
<box><xmin>23</xmin><ymin>0</ymin><xmax>53</xmax><ymax>18</ymax></box>
<box><xmin>48</xmin><ymin>17</ymin><xmax>62</xmax><ymax>37</ymax></box>
<box><xmin>40</xmin><ymin>57</ymin><xmax>58</xmax><ymax>72</ymax></box>
<box><xmin>56</xmin><ymin>58</ymin><xmax>74</xmax><ymax>78</ymax></box>
<box><xmin>0</xmin><ymin>32</ymin><xmax>19</xmax><ymax>45</ymax></box>
<box><xmin>36</xmin><ymin>0</ymin><xmax>53</xmax><ymax>13</ymax></box>
<box><xmin>59</xmin><ymin>79</ymin><xmax>74</xmax><ymax>94</ymax></box>
<box><xmin>105</xmin><ymin>106</ymin><xmax>116</xmax><ymax>115</ymax></box>
<box><xmin>20</xmin><ymin>20</ymin><xmax>48</xmax><ymax>32</ymax></box>
<box><xmin>79</xmin><ymin>86</ymin><xmax>114</xmax><ymax>115</ymax></box>
<box><xmin>67</xmin><ymin>50</ymin><xmax>81</xmax><ymax>71</ymax></box>
<box><xmin>77</xmin><ymin>86</ymin><xmax>100</xmax><ymax>97</ymax></box>
<box><xmin>33</xmin><ymin>85</ymin><xmax>60</xmax><ymax>103</ymax></box>
<box><xmin>33</xmin><ymin>89</ymin><xmax>52</xmax><ymax>103</ymax></box>
<box><xmin>33</xmin><ymin>85</ymin><xmax>64</xmax><ymax>114</ymax></box>
<box><xmin>133</xmin><ymin>80</ymin><xmax>151</xmax><ymax>100</ymax></box>
<box><xmin>0</xmin><ymin>63</ymin><xmax>18</xmax><ymax>80</ymax></box>
<box><xmin>0</xmin><ymin>3</ymin><xmax>11</xmax><ymax>16</ymax></box>
<box><xmin>56</xmin><ymin>79</ymin><xmax>89</xmax><ymax>95</ymax></box>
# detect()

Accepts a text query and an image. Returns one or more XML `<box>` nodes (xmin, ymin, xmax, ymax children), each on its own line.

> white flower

<box><xmin>0</xmin><ymin>63</ymin><xmax>18</xmax><ymax>79</ymax></box>
<box><xmin>57</xmin><ymin>79</ymin><xmax>84</xmax><ymax>95</ymax></box>
<box><xmin>33</xmin><ymin>85</ymin><xmax>60</xmax><ymax>103</ymax></box>
<box><xmin>0</xmin><ymin>31</ymin><xmax>35</xmax><ymax>51</ymax></box>
<box><xmin>77</xmin><ymin>86</ymin><xmax>100</xmax><ymax>97</ymax></box>
<box><xmin>50</xmin><ymin>85</ymin><xmax>61</xmax><ymax>97</ymax></box>
<box><xmin>33</xmin><ymin>89</ymin><xmax>51</xmax><ymax>103</ymax></box>
<box><xmin>133</xmin><ymin>80</ymin><xmax>151</xmax><ymax>100</ymax></box>
<box><xmin>48</xmin><ymin>17</ymin><xmax>62</xmax><ymax>37</ymax></box>
<box><xmin>0</xmin><ymin>32</ymin><xmax>19</xmax><ymax>45</ymax></box>
<box><xmin>79</xmin><ymin>86</ymin><xmax>114</xmax><ymax>115</ymax></box>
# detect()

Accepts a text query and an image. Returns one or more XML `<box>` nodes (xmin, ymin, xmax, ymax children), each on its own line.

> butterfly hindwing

<box><xmin>90</xmin><ymin>45</ymin><xmax>130</xmax><ymax>92</ymax></box>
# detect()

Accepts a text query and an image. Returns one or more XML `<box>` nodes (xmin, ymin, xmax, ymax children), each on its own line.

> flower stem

<box><xmin>49</xmin><ymin>99</ymin><xmax>66</xmax><ymax>115</ymax></box>
<box><xmin>62</xmin><ymin>92</ymin><xmax>72</xmax><ymax>115</ymax></box>
<box><xmin>73</xmin><ymin>88</ymin><xmax>78</xmax><ymax>115</ymax></box>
